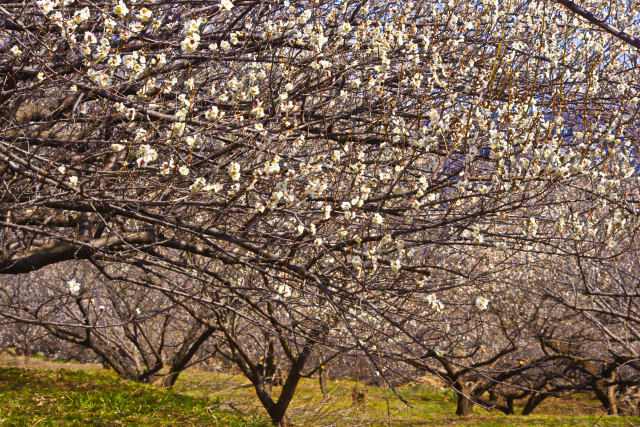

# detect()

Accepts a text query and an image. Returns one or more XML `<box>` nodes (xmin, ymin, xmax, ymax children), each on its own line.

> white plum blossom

<box><xmin>67</xmin><ymin>278</ymin><xmax>81</xmax><ymax>294</ymax></box>
<box><xmin>136</xmin><ymin>145</ymin><xmax>157</xmax><ymax>167</ymax></box>
<box><xmin>84</xmin><ymin>31</ymin><xmax>97</xmax><ymax>44</ymax></box>
<box><xmin>181</xmin><ymin>35</ymin><xmax>200</xmax><ymax>53</ymax></box>
<box><xmin>137</xmin><ymin>7</ymin><xmax>152</xmax><ymax>21</ymax></box>
<box><xmin>351</xmin><ymin>255</ymin><xmax>362</xmax><ymax>268</ymax></box>
<box><xmin>204</xmin><ymin>182</ymin><xmax>223</xmax><ymax>194</ymax></box>
<box><xmin>108</xmin><ymin>55</ymin><xmax>122</xmax><ymax>67</ymax></box>
<box><xmin>276</xmin><ymin>284</ymin><xmax>292</xmax><ymax>299</ymax></box>
<box><xmin>125</xmin><ymin>108</ymin><xmax>136</xmax><ymax>121</ymax></box>
<box><xmin>264</xmin><ymin>155</ymin><xmax>281</xmax><ymax>174</ymax></box>
<box><xmin>338</xmin><ymin>22</ymin><xmax>351</xmax><ymax>36</ymax></box>
<box><xmin>189</xmin><ymin>177</ymin><xmax>207</xmax><ymax>192</ymax></box>
<box><xmin>323</xmin><ymin>205</ymin><xmax>332</xmax><ymax>219</ymax></box>
<box><xmin>113</xmin><ymin>0</ymin><xmax>129</xmax><ymax>17</ymax></box>
<box><xmin>495</xmin><ymin>241</ymin><xmax>508</xmax><ymax>251</ymax></box>
<box><xmin>205</xmin><ymin>106</ymin><xmax>220</xmax><ymax>120</ymax></box>
<box><xmin>37</xmin><ymin>0</ymin><xmax>57</xmax><ymax>14</ymax></box>
<box><xmin>476</xmin><ymin>296</ymin><xmax>490</xmax><ymax>311</ymax></box>
<box><xmin>228</xmin><ymin>162</ymin><xmax>241</xmax><ymax>181</ymax></box>
<box><xmin>185</xmin><ymin>135</ymin><xmax>197</xmax><ymax>147</ymax></box>
<box><xmin>220</xmin><ymin>0</ymin><xmax>234</xmax><ymax>12</ymax></box>
<box><xmin>251</xmin><ymin>102</ymin><xmax>265</xmax><ymax>118</ymax></box>
<box><xmin>426</xmin><ymin>294</ymin><xmax>444</xmax><ymax>312</ymax></box>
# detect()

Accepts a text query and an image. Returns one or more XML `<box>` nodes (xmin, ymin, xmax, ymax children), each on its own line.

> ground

<box><xmin>1</xmin><ymin>355</ymin><xmax>639</xmax><ymax>426</ymax></box>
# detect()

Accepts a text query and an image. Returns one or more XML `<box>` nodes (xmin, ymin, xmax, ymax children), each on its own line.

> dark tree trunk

<box><xmin>489</xmin><ymin>390</ymin><xmax>515</xmax><ymax>415</ymax></box>
<box><xmin>522</xmin><ymin>393</ymin><xmax>548</xmax><ymax>415</ymax></box>
<box><xmin>593</xmin><ymin>375</ymin><xmax>618</xmax><ymax>415</ymax></box>
<box><xmin>251</xmin><ymin>384</ymin><xmax>291</xmax><ymax>427</ymax></box>
<box><xmin>455</xmin><ymin>382</ymin><xmax>474</xmax><ymax>416</ymax></box>
<box><xmin>242</xmin><ymin>337</ymin><xmax>316</xmax><ymax>426</ymax></box>
<box><xmin>319</xmin><ymin>366</ymin><xmax>328</xmax><ymax>397</ymax></box>
<box><xmin>275</xmin><ymin>414</ymin><xmax>291</xmax><ymax>427</ymax></box>
<box><xmin>160</xmin><ymin>324</ymin><xmax>216</xmax><ymax>388</ymax></box>
<box><xmin>503</xmin><ymin>395</ymin><xmax>515</xmax><ymax>415</ymax></box>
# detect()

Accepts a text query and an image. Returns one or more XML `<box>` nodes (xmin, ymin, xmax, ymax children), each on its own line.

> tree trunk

<box><xmin>454</xmin><ymin>382</ymin><xmax>474</xmax><ymax>416</ymax></box>
<box><xmin>593</xmin><ymin>375</ymin><xmax>618</xmax><ymax>415</ymax></box>
<box><xmin>252</xmin><ymin>386</ymin><xmax>289</xmax><ymax>427</ymax></box>
<box><xmin>522</xmin><ymin>392</ymin><xmax>547</xmax><ymax>415</ymax></box>
<box><xmin>159</xmin><ymin>367</ymin><xmax>181</xmax><ymax>388</ymax></box>
<box><xmin>270</xmin><ymin>342</ymin><xmax>314</xmax><ymax>424</ymax></box>
<box><xmin>606</xmin><ymin>373</ymin><xmax>618</xmax><ymax>416</ymax></box>
<box><xmin>266</xmin><ymin>405</ymin><xmax>288</xmax><ymax>426</ymax></box>
<box><xmin>276</xmin><ymin>414</ymin><xmax>291</xmax><ymax>427</ymax></box>
<box><xmin>319</xmin><ymin>366</ymin><xmax>328</xmax><ymax>397</ymax></box>
<box><xmin>505</xmin><ymin>396</ymin><xmax>515</xmax><ymax>415</ymax></box>
<box><xmin>160</xmin><ymin>324</ymin><xmax>216</xmax><ymax>388</ymax></box>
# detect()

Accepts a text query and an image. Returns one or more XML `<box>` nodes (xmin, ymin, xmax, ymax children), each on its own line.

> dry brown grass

<box><xmin>0</xmin><ymin>352</ymin><xmax>101</xmax><ymax>371</ymax></box>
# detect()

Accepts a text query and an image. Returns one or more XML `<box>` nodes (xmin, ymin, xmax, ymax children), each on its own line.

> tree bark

<box><xmin>319</xmin><ymin>366</ymin><xmax>328</xmax><ymax>397</ymax></box>
<box><xmin>0</xmin><ymin>231</ymin><xmax>155</xmax><ymax>274</ymax></box>
<box><xmin>593</xmin><ymin>374</ymin><xmax>618</xmax><ymax>415</ymax></box>
<box><xmin>160</xmin><ymin>323</ymin><xmax>216</xmax><ymax>388</ymax></box>
<box><xmin>504</xmin><ymin>396</ymin><xmax>515</xmax><ymax>415</ymax></box>
<box><xmin>522</xmin><ymin>392</ymin><xmax>548</xmax><ymax>415</ymax></box>
<box><xmin>455</xmin><ymin>382</ymin><xmax>474</xmax><ymax>416</ymax></box>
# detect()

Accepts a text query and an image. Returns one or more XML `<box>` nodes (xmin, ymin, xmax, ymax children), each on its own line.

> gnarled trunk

<box><xmin>593</xmin><ymin>373</ymin><xmax>618</xmax><ymax>415</ymax></box>
<box><xmin>454</xmin><ymin>381</ymin><xmax>474</xmax><ymax>416</ymax></box>
<box><xmin>159</xmin><ymin>323</ymin><xmax>216</xmax><ymax>388</ymax></box>
<box><xmin>522</xmin><ymin>392</ymin><xmax>548</xmax><ymax>415</ymax></box>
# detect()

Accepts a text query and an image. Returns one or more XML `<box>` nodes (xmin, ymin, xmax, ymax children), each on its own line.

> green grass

<box><xmin>175</xmin><ymin>371</ymin><xmax>640</xmax><ymax>426</ymax></box>
<box><xmin>1</xmin><ymin>363</ymin><xmax>639</xmax><ymax>426</ymax></box>
<box><xmin>0</xmin><ymin>367</ymin><xmax>268</xmax><ymax>426</ymax></box>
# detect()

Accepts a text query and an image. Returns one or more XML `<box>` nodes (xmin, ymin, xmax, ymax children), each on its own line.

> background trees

<box><xmin>1</xmin><ymin>0</ymin><xmax>640</xmax><ymax>424</ymax></box>
<box><xmin>0</xmin><ymin>261</ymin><xmax>217</xmax><ymax>386</ymax></box>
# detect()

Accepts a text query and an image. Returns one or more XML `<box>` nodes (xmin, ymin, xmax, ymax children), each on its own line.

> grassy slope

<box><xmin>1</xmin><ymin>360</ymin><xmax>639</xmax><ymax>426</ymax></box>
<box><xmin>0</xmin><ymin>367</ymin><xmax>267</xmax><ymax>426</ymax></box>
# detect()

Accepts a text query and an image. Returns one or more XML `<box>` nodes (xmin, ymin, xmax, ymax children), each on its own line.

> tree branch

<box><xmin>555</xmin><ymin>0</ymin><xmax>640</xmax><ymax>49</ymax></box>
<box><xmin>0</xmin><ymin>231</ymin><xmax>155</xmax><ymax>274</ymax></box>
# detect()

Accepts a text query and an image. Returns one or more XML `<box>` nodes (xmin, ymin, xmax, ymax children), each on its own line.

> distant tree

<box><xmin>0</xmin><ymin>261</ymin><xmax>216</xmax><ymax>387</ymax></box>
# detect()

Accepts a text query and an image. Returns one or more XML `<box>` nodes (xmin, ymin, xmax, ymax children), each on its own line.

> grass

<box><xmin>174</xmin><ymin>371</ymin><xmax>640</xmax><ymax>426</ymax></box>
<box><xmin>1</xmin><ymin>357</ymin><xmax>639</xmax><ymax>426</ymax></box>
<box><xmin>0</xmin><ymin>367</ymin><xmax>267</xmax><ymax>426</ymax></box>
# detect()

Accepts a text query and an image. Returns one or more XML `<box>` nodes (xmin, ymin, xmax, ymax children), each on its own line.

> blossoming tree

<box><xmin>2</xmin><ymin>0</ymin><xmax>640</xmax><ymax>424</ymax></box>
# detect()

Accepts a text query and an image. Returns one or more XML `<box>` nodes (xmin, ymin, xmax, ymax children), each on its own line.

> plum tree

<box><xmin>2</xmin><ymin>0</ymin><xmax>640</xmax><ymax>424</ymax></box>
